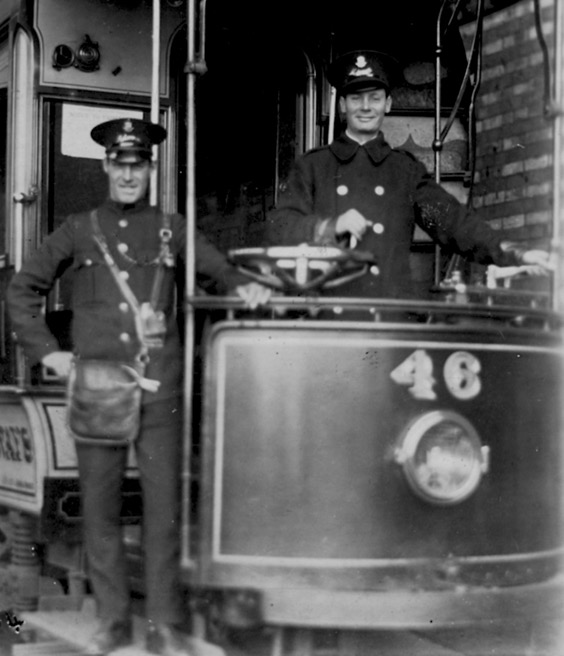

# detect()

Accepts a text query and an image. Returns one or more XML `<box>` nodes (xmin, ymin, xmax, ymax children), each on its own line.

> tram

<box><xmin>0</xmin><ymin>0</ymin><xmax>562</xmax><ymax>654</ymax></box>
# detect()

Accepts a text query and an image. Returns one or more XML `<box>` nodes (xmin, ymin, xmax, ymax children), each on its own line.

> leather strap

<box><xmin>90</xmin><ymin>209</ymin><xmax>173</xmax><ymax>352</ymax></box>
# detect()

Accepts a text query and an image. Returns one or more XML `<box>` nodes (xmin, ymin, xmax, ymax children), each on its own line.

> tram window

<box><xmin>171</xmin><ymin>18</ymin><xmax>313</xmax><ymax>251</ymax></box>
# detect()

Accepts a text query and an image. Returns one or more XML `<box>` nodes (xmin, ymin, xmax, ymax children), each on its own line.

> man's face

<box><xmin>103</xmin><ymin>155</ymin><xmax>153</xmax><ymax>204</ymax></box>
<box><xmin>340</xmin><ymin>87</ymin><xmax>392</xmax><ymax>143</ymax></box>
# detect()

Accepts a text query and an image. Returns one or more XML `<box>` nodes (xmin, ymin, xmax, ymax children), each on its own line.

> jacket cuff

<box><xmin>313</xmin><ymin>217</ymin><xmax>338</xmax><ymax>245</ymax></box>
<box><xmin>498</xmin><ymin>240</ymin><xmax>528</xmax><ymax>267</ymax></box>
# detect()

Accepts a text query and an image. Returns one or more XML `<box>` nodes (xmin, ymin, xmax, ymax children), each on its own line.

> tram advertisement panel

<box><xmin>0</xmin><ymin>402</ymin><xmax>35</xmax><ymax>498</ymax></box>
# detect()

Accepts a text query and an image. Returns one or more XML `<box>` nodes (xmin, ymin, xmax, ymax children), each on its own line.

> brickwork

<box><xmin>459</xmin><ymin>0</ymin><xmax>555</xmax><ymax>246</ymax></box>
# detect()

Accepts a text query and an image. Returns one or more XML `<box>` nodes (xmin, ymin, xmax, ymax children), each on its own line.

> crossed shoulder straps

<box><xmin>89</xmin><ymin>209</ymin><xmax>173</xmax><ymax>352</ymax></box>
<box><xmin>89</xmin><ymin>209</ymin><xmax>173</xmax><ymax>312</ymax></box>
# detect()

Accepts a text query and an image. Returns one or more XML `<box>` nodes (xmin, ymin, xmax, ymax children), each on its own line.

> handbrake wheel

<box><xmin>228</xmin><ymin>243</ymin><xmax>377</xmax><ymax>293</ymax></box>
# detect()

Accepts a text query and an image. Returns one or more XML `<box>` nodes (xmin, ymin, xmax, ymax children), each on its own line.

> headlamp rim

<box><xmin>395</xmin><ymin>409</ymin><xmax>486</xmax><ymax>505</ymax></box>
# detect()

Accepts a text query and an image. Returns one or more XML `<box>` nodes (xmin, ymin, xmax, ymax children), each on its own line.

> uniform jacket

<box><xmin>267</xmin><ymin>132</ymin><xmax>521</xmax><ymax>298</ymax></box>
<box><xmin>7</xmin><ymin>198</ymin><xmax>248</xmax><ymax>402</ymax></box>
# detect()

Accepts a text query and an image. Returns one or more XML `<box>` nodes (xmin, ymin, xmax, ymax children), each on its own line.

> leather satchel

<box><xmin>67</xmin><ymin>359</ymin><xmax>145</xmax><ymax>446</ymax></box>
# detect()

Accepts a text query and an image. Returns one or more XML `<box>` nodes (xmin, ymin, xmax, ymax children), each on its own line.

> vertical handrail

<box><xmin>11</xmin><ymin>27</ymin><xmax>36</xmax><ymax>388</ymax></box>
<box><xmin>274</xmin><ymin>88</ymin><xmax>281</xmax><ymax>206</ymax></box>
<box><xmin>327</xmin><ymin>29</ymin><xmax>337</xmax><ymax>145</ymax></box>
<box><xmin>433</xmin><ymin>1</ymin><xmax>448</xmax><ymax>285</ymax></box>
<box><xmin>327</xmin><ymin>86</ymin><xmax>337</xmax><ymax>144</ymax></box>
<box><xmin>304</xmin><ymin>52</ymin><xmax>317</xmax><ymax>151</ymax></box>
<box><xmin>150</xmin><ymin>0</ymin><xmax>161</xmax><ymax>207</ymax></box>
<box><xmin>11</xmin><ymin>28</ymin><xmax>36</xmax><ymax>273</ymax></box>
<box><xmin>465</xmin><ymin>8</ymin><xmax>484</xmax><ymax>211</ymax></box>
<box><xmin>181</xmin><ymin>0</ymin><xmax>198</xmax><ymax>570</ymax></box>
<box><xmin>434</xmin><ymin>0</ymin><xmax>484</xmax><ymax>284</ymax></box>
<box><xmin>550</xmin><ymin>0</ymin><xmax>562</xmax><ymax>311</ymax></box>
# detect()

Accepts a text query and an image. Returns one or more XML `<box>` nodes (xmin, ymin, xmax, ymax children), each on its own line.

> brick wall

<box><xmin>459</xmin><ymin>0</ymin><xmax>555</xmax><ymax>248</ymax></box>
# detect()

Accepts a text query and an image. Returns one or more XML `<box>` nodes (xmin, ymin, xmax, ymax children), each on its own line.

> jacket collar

<box><xmin>329</xmin><ymin>131</ymin><xmax>391</xmax><ymax>165</ymax></box>
<box><xmin>103</xmin><ymin>196</ymin><xmax>151</xmax><ymax>215</ymax></box>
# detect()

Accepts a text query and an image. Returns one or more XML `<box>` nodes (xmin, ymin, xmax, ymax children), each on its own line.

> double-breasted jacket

<box><xmin>267</xmin><ymin>132</ymin><xmax>521</xmax><ymax>298</ymax></box>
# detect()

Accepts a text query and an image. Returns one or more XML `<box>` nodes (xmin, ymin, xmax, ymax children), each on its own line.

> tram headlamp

<box><xmin>51</xmin><ymin>35</ymin><xmax>100</xmax><ymax>73</ymax></box>
<box><xmin>394</xmin><ymin>411</ymin><xmax>489</xmax><ymax>505</ymax></box>
<box><xmin>52</xmin><ymin>44</ymin><xmax>75</xmax><ymax>70</ymax></box>
<box><xmin>75</xmin><ymin>35</ymin><xmax>101</xmax><ymax>72</ymax></box>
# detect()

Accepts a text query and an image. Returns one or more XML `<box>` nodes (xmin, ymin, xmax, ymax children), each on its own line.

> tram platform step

<box><xmin>18</xmin><ymin>597</ymin><xmax>226</xmax><ymax>656</ymax></box>
<box><xmin>13</xmin><ymin>641</ymin><xmax>83</xmax><ymax>655</ymax></box>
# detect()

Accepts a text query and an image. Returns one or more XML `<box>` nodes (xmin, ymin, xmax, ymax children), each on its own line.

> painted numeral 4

<box><xmin>390</xmin><ymin>349</ymin><xmax>437</xmax><ymax>400</ymax></box>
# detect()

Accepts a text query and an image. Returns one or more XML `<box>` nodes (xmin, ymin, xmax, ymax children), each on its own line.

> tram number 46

<box><xmin>390</xmin><ymin>350</ymin><xmax>482</xmax><ymax>401</ymax></box>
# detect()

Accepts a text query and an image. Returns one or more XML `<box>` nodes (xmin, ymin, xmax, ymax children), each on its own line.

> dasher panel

<box><xmin>202</xmin><ymin>323</ymin><xmax>562</xmax><ymax>565</ymax></box>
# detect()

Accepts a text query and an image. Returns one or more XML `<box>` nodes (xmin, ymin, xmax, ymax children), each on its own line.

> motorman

<box><xmin>267</xmin><ymin>50</ymin><xmax>553</xmax><ymax>298</ymax></box>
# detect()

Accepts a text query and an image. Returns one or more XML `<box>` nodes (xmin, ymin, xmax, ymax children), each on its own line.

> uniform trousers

<box><xmin>76</xmin><ymin>396</ymin><xmax>184</xmax><ymax>625</ymax></box>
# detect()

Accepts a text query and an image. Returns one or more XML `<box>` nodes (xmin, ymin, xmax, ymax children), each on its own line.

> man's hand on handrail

<box><xmin>234</xmin><ymin>282</ymin><xmax>272</xmax><ymax>309</ymax></box>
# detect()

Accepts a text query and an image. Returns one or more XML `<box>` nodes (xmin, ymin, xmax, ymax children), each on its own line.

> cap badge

<box><xmin>355</xmin><ymin>55</ymin><xmax>368</xmax><ymax>69</ymax></box>
<box><xmin>116</xmin><ymin>133</ymin><xmax>138</xmax><ymax>146</ymax></box>
<box><xmin>350</xmin><ymin>65</ymin><xmax>373</xmax><ymax>79</ymax></box>
<box><xmin>349</xmin><ymin>55</ymin><xmax>373</xmax><ymax>79</ymax></box>
<box><xmin>122</xmin><ymin>119</ymin><xmax>134</xmax><ymax>133</ymax></box>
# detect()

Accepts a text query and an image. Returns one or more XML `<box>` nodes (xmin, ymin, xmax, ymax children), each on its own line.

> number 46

<box><xmin>390</xmin><ymin>349</ymin><xmax>482</xmax><ymax>401</ymax></box>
